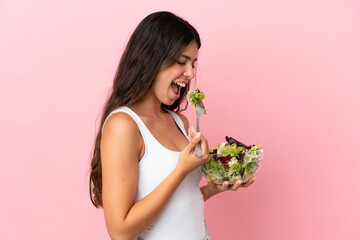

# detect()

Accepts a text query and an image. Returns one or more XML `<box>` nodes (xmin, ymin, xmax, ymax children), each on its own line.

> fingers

<box><xmin>187</xmin><ymin>127</ymin><xmax>207</xmax><ymax>151</ymax></box>
<box><xmin>186</xmin><ymin>129</ymin><xmax>209</xmax><ymax>159</ymax></box>
<box><xmin>239</xmin><ymin>176</ymin><xmax>256</xmax><ymax>188</ymax></box>
<box><xmin>229</xmin><ymin>180</ymin><xmax>243</xmax><ymax>191</ymax></box>
<box><xmin>185</xmin><ymin>129</ymin><xmax>201</xmax><ymax>150</ymax></box>
<box><xmin>216</xmin><ymin>180</ymin><xmax>241</xmax><ymax>191</ymax></box>
<box><xmin>210</xmin><ymin>176</ymin><xmax>256</xmax><ymax>192</ymax></box>
<box><xmin>241</xmin><ymin>176</ymin><xmax>252</xmax><ymax>184</ymax></box>
<box><xmin>189</xmin><ymin>132</ymin><xmax>201</xmax><ymax>146</ymax></box>
<box><xmin>221</xmin><ymin>181</ymin><xmax>230</xmax><ymax>191</ymax></box>
<box><xmin>207</xmin><ymin>179</ymin><xmax>229</xmax><ymax>192</ymax></box>
<box><xmin>219</xmin><ymin>180</ymin><xmax>242</xmax><ymax>191</ymax></box>
<box><xmin>199</xmin><ymin>134</ymin><xmax>209</xmax><ymax>156</ymax></box>
<box><xmin>187</xmin><ymin>126</ymin><xmax>196</xmax><ymax>139</ymax></box>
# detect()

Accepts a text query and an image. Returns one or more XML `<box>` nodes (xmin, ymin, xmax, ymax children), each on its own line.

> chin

<box><xmin>165</xmin><ymin>100</ymin><xmax>175</xmax><ymax>107</ymax></box>
<box><xmin>163</xmin><ymin>98</ymin><xmax>177</xmax><ymax>107</ymax></box>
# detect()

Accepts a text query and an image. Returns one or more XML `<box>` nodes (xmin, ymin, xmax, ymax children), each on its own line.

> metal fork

<box><xmin>194</xmin><ymin>101</ymin><xmax>205</xmax><ymax>157</ymax></box>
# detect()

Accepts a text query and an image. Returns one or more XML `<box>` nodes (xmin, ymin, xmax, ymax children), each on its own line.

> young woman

<box><xmin>89</xmin><ymin>11</ymin><xmax>255</xmax><ymax>240</ymax></box>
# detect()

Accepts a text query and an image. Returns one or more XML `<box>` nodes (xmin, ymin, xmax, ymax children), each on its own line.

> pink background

<box><xmin>1</xmin><ymin>0</ymin><xmax>359</xmax><ymax>239</ymax></box>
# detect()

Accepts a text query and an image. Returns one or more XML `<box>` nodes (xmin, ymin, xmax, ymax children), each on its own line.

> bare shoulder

<box><xmin>102</xmin><ymin>112</ymin><xmax>139</xmax><ymax>142</ymax></box>
<box><xmin>101</xmin><ymin>112</ymin><xmax>142</xmax><ymax>162</ymax></box>
<box><xmin>177</xmin><ymin>112</ymin><xmax>190</xmax><ymax>133</ymax></box>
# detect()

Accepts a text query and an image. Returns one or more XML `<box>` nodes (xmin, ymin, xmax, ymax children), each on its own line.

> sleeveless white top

<box><xmin>102</xmin><ymin>106</ymin><xmax>206</xmax><ymax>240</ymax></box>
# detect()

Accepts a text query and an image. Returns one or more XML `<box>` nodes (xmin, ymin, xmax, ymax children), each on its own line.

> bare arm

<box><xmin>101</xmin><ymin>113</ymin><xmax>209</xmax><ymax>240</ymax></box>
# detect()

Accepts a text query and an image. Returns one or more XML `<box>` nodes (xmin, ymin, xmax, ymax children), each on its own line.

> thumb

<box><xmin>189</xmin><ymin>132</ymin><xmax>201</xmax><ymax>147</ymax></box>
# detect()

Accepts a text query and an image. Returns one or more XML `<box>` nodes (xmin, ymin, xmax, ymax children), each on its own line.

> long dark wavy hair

<box><xmin>89</xmin><ymin>11</ymin><xmax>201</xmax><ymax>208</ymax></box>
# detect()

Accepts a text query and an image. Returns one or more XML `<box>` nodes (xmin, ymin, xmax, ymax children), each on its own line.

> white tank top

<box><xmin>102</xmin><ymin>106</ymin><xmax>206</xmax><ymax>240</ymax></box>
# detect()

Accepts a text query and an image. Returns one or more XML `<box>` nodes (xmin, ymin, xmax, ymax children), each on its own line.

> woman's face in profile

<box><xmin>151</xmin><ymin>40</ymin><xmax>199</xmax><ymax>106</ymax></box>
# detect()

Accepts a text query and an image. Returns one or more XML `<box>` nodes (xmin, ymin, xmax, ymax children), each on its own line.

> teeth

<box><xmin>174</xmin><ymin>82</ymin><xmax>186</xmax><ymax>88</ymax></box>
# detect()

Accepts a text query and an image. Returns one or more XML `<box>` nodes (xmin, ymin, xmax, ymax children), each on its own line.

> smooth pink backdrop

<box><xmin>1</xmin><ymin>0</ymin><xmax>359</xmax><ymax>239</ymax></box>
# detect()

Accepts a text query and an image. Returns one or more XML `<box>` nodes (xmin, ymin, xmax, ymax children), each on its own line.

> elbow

<box><xmin>104</xmin><ymin>212</ymin><xmax>141</xmax><ymax>239</ymax></box>
<box><xmin>107</xmin><ymin>228</ymin><xmax>121</xmax><ymax>240</ymax></box>
<box><xmin>107</xmin><ymin>231</ymin><xmax>128</xmax><ymax>240</ymax></box>
<box><xmin>107</xmin><ymin>224</ymin><xmax>137</xmax><ymax>240</ymax></box>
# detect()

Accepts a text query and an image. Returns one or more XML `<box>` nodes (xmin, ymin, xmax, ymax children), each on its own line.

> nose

<box><xmin>183</xmin><ymin>64</ymin><xmax>195</xmax><ymax>80</ymax></box>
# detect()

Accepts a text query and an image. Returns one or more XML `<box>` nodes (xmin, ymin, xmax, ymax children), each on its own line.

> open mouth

<box><xmin>171</xmin><ymin>82</ymin><xmax>186</xmax><ymax>96</ymax></box>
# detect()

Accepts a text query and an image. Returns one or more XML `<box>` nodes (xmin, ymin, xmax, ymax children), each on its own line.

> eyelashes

<box><xmin>177</xmin><ymin>61</ymin><xmax>196</xmax><ymax>68</ymax></box>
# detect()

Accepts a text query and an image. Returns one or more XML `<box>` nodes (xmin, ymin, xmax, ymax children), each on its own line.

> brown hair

<box><xmin>89</xmin><ymin>11</ymin><xmax>201</xmax><ymax>208</ymax></box>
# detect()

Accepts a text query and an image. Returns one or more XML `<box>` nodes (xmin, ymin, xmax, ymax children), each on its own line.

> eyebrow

<box><xmin>180</xmin><ymin>55</ymin><xmax>198</xmax><ymax>61</ymax></box>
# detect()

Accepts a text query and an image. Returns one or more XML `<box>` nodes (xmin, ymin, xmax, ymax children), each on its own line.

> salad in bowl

<box><xmin>200</xmin><ymin>136</ymin><xmax>264</xmax><ymax>184</ymax></box>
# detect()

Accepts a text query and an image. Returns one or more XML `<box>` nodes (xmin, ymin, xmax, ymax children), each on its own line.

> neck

<box><xmin>128</xmin><ymin>91</ymin><xmax>168</xmax><ymax>118</ymax></box>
